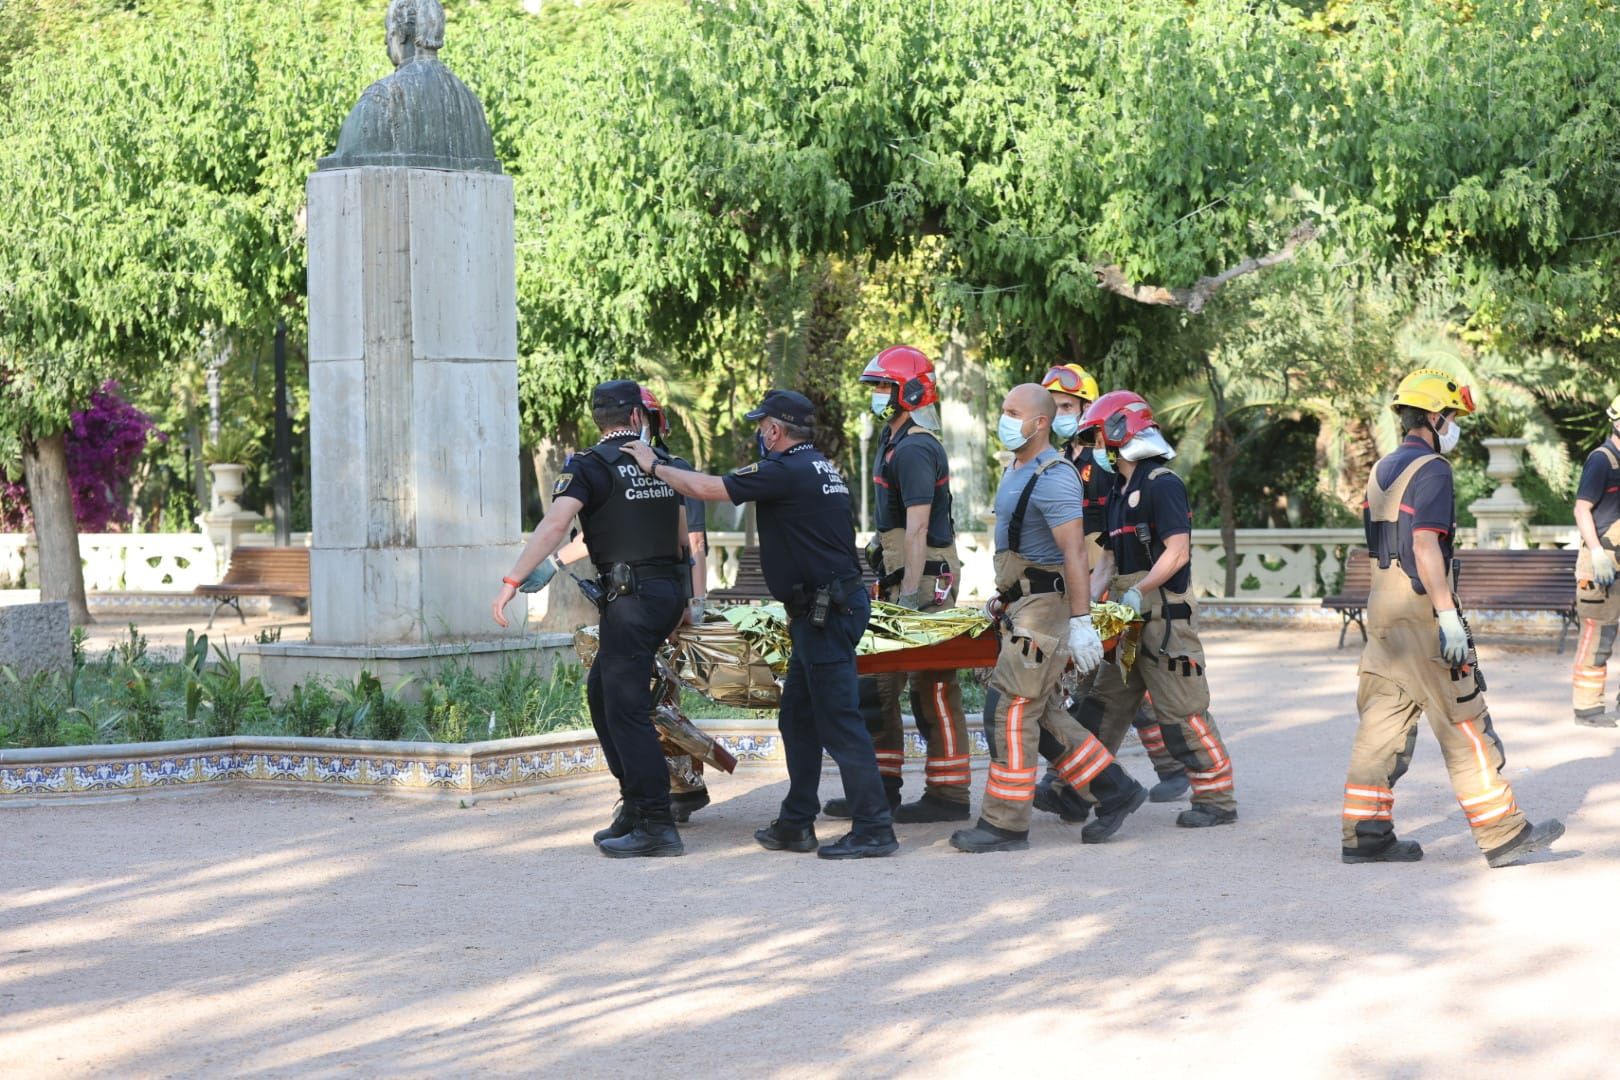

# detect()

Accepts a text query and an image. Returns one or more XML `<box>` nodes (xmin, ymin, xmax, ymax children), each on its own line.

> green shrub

<box><xmin>279</xmin><ymin>681</ymin><xmax>335</xmax><ymax>738</ymax></box>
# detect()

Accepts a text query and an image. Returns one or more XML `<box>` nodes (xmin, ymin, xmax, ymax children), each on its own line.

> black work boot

<box><xmin>1574</xmin><ymin>707</ymin><xmax>1617</xmax><ymax>728</ymax></box>
<box><xmin>949</xmin><ymin>818</ymin><xmax>1030</xmax><ymax>853</ymax></box>
<box><xmin>1081</xmin><ymin>778</ymin><xmax>1148</xmax><ymax>844</ymax></box>
<box><xmin>598</xmin><ymin>809</ymin><xmax>684</xmax><ymax>859</ymax></box>
<box><xmin>1176</xmin><ymin>804</ymin><xmax>1238</xmax><ymax>828</ymax></box>
<box><xmin>1342</xmin><ymin>838</ymin><xmax>1424</xmax><ymax>864</ymax></box>
<box><xmin>818</xmin><ymin>828</ymin><xmax>899</xmax><ymax>859</ymax></box>
<box><xmin>592</xmin><ymin>801</ymin><xmax>640</xmax><ymax>846</ymax></box>
<box><xmin>1485</xmin><ymin>819</ymin><xmax>1566</xmax><ymax>868</ymax></box>
<box><xmin>755</xmin><ymin>819</ymin><xmax>818</xmax><ymax>853</ymax></box>
<box><xmin>670</xmin><ymin>788</ymin><xmax>711</xmax><ymax>823</ymax></box>
<box><xmin>823</xmin><ymin>775</ymin><xmax>902</xmax><ymax>819</ymax></box>
<box><xmin>1033</xmin><ymin>771</ymin><xmax>1091</xmax><ymax>823</ymax></box>
<box><xmin>893</xmin><ymin>792</ymin><xmax>972</xmax><ymax>823</ymax></box>
<box><xmin>1148</xmin><ymin>771</ymin><xmax>1191</xmax><ymax>803</ymax></box>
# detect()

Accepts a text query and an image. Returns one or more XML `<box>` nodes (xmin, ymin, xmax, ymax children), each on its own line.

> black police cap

<box><xmin>745</xmin><ymin>389</ymin><xmax>815</xmax><ymax>427</ymax></box>
<box><xmin>592</xmin><ymin>379</ymin><xmax>641</xmax><ymax>409</ymax></box>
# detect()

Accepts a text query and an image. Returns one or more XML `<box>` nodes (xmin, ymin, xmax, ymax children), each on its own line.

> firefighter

<box><xmin>1073</xmin><ymin>390</ymin><xmax>1238</xmax><ymax>829</ymax></box>
<box><xmin>492</xmin><ymin>380</ymin><xmax>690</xmax><ymax>858</ymax></box>
<box><xmin>1570</xmin><ymin>394</ymin><xmax>1620</xmax><ymax>727</ymax></box>
<box><xmin>949</xmin><ymin>384</ymin><xmax>1148</xmax><ymax>853</ymax></box>
<box><xmin>1035</xmin><ymin>364</ymin><xmax>1189</xmax><ymax>820</ymax></box>
<box><xmin>818</xmin><ymin>345</ymin><xmax>971</xmax><ymax>823</ymax></box>
<box><xmin>1342</xmin><ymin>369</ymin><xmax>1563</xmax><ymax>867</ymax></box>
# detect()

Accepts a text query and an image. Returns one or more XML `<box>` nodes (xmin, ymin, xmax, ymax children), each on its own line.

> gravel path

<box><xmin>4</xmin><ymin>628</ymin><xmax>1618</xmax><ymax>1078</ymax></box>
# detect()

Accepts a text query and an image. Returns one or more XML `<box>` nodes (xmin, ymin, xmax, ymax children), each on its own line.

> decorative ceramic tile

<box><xmin>364</xmin><ymin>758</ymin><xmax>415</xmax><ymax>786</ymax></box>
<box><xmin>421</xmin><ymin>761</ymin><xmax>466</xmax><ymax>789</ymax></box>
<box><xmin>1</xmin><ymin>765</ymin><xmax>70</xmax><ymax>793</ymax></box>
<box><xmin>311</xmin><ymin>757</ymin><xmax>363</xmax><ymax>784</ymax></box>
<box><xmin>72</xmin><ymin>761</ymin><xmax>137</xmax><ymax>790</ymax></box>
<box><xmin>199</xmin><ymin>753</ymin><xmax>252</xmax><ymax>781</ymax></box>
<box><xmin>719</xmin><ymin>735</ymin><xmax>781</xmax><ymax>761</ymax></box>
<box><xmin>139</xmin><ymin>758</ymin><xmax>197</xmax><ymax>787</ymax></box>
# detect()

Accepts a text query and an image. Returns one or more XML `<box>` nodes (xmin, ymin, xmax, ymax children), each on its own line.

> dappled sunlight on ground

<box><xmin>4</xmin><ymin>627</ymin><xmax>1619</xmax><ymax>1076</ymax></box>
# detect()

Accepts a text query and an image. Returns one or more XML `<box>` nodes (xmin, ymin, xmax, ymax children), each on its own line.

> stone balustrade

<box><xmin>0</xmin><ymin>524</ymin><xmax>1587</xmax><ymax>601</ymax></box>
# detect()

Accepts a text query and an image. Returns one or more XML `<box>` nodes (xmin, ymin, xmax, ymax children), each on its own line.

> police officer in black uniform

<box><xmin>492</xmin><ymin>379</ymin><xmax>690</xmax><ymax>858</ymax></box>
<box><xmin>626</xmin><ymin>390</ymin><xmax>899</xmax><ymax>859</ymax></box>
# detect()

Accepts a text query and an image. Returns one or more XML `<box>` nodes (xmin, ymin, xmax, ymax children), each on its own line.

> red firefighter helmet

<box><xmin>1078</xmin><ymin>390</ymin><xmax>1156</xmax><ymax>448</ymax></box>
<box><xmin>859</xmin><ymin>345</ymin><xmax>939</xmax><ymax>410</ymax></box>
<box><xmin>639</xmin><ymin>386</ymin><xmax>671</xmax><ymax>439</ymax></box>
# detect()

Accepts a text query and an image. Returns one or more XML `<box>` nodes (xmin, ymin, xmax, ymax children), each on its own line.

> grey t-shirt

<box><xmin>993</xmin><ymin>449</ymin><xmax>1083</xmax><ymax>563</ymax></box>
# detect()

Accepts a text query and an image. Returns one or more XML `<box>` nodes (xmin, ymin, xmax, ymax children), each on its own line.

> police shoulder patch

<box><xmin>732</xmin><ymin>463</ymin><xmax>761</xmax><ymax>476</ymax></box>
<box><xmin>552</xmin><ymin>474</ymin><xmax>574</xmax><ymax>495</ymax></box>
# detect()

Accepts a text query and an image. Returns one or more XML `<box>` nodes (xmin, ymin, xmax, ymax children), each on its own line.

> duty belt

<box><xmin>996</xmin><ymin>568</ymin><xmax>1065</xmax><ymax>606</ymax></box>
<box><xmin>1144</xmin><ymin>601</ymin><xmax>1193</xmax><ymax>622</ymax></box>
<box><xmin>878</xmin><ymin>559</ymin><xmax>951</xmax><ymax>591</ymax></box>
<box><xmin>785</xmin><ymin>574</ymin><xmax>863</xmax><ymax>620</ymax></box>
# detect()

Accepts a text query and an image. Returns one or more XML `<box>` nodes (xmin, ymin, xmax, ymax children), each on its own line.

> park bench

<box><xmin>707</xmin><ymin>546</ymin><xmax>880</xmax><ymax>606</ymax></box>
<box><xmin>194</xmin><ymin>547</ymin><xmax>311</xmax><ymax>629</ymax></box>
<box><xmin>1324</xmin><ymin>546</ymin><xmax>1578</xmax><ymax>652</ymax></box>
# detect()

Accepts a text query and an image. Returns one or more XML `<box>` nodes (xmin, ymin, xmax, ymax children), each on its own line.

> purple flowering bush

<box><xmin>0</xmin><ymin>382</ymin><xmax>161</xmax><ymax>532</ymax></box>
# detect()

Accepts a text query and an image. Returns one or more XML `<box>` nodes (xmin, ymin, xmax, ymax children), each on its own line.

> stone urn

<box><xmin>1469</xmin><ymin>438</ymin><xmax>1532</xmax><ymax>549</ymax></box>
<box><xmin>1482</xmin><ymin>437</ymin><xmax>1529</xmax><ymax>496</ymax></box>
<box><xmin>208</xmin><ymin>463</ymin><xmax>247</xmax><ymax>513</ymax></box>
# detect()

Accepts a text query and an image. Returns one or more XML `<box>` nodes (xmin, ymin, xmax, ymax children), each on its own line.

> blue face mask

<box><xmin>1052</xmin><ymin>413</ymin><xmax>1079</xmax><ymax>440</ymax></box>
<box><xmin>997</xmin><ymin>414</ymin><xmax>1030</xmax><ymax>451</ymax></box>
<box><xmin>1092</xmin><ymin>445</ymin><xmax>1115</xmax><ymax>473</ymax></box>
<box><xmin>871</xmin><ymin>390</ymin><xmax>895</xmax><ymax>419</ymax></box>
<box><xmin>756</xmin><ymin>431</ymin><xmax>769</xmax><ymax>458</ymax></box>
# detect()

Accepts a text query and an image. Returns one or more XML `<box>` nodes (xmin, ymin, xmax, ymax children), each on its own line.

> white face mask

<box><xmin>1436</xmin><ymin>417</ymin><xmax>1461</xmax><ymax>455</ymax></box>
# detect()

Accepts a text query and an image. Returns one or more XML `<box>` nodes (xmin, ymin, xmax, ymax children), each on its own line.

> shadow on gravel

<box><xmin>3</xmin><ymin>629</ymin><xmax>1616</xmax><ymax>1076</ymax></box>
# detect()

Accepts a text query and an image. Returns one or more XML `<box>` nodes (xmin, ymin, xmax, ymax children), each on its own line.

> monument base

<box><xmin>237</xmin><ymin>633</ymin><xmax>577</xmax><ymax>700</ymax></box>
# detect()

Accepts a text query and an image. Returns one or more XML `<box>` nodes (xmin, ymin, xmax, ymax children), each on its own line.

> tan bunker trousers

<box><xmin>1081</xmin><ymin>572</ymin><xmax>1236</xmax><ymax>810</ymax></box>
<box><xmin>981</xmin><ymin>552</ymin><xmax>1120</xmax><ymax>832</ymax></box>
<box><xmin>1571</xmin><ymin>543</ymin><xmax>1620</xmax><ymax>716</ymax></box>
<box><xmin>871</xmin><ymin>530</ymin><xmax>971</xmax><ymax>802</ymax></box>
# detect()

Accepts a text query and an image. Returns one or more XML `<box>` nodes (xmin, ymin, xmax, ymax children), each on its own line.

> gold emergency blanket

<box><xmin>572</xmin><ymin>601</ymin><xmax>1140</xmax><ymax>711</ymax></box>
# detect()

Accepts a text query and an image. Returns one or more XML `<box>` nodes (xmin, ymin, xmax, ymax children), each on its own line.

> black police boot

<box><xmin>893</xmin><ymin>792</ymin><xmax>972</xmax><ymax>823</ymax></box>
<box><xmin>1342</xmin><ymin>838</ymin><xmax>1424</xmax><ymax>864</ymax></box>
<box><xmin>755</xmin><ymin>819</ymin><xmax>818</xmax><ymax>853</ymax></box>
<box><xmin>598</xmin><ymin>809</ymin><xmax>684</xmax><ymax>859</ymax></box>
<box><xmin>1574</xmin><ymin>707</ymin><xmax>1617</xmax><ymax>728</ymax></box>
<box><xmin>818</xmin><ymin>828</ymin><xmax>899</xmax><ymax>860</ymax></box>
<box><xmin>1148</xmin><ymin>771</ymin><xmax>1191</xmax><ymax>803</ymax></box>
<box><xmin>670</xmin><ymin>788</ymin><xmax>711</xmax><ymax>823</ymax></box>
<box><xmin>1081</xmin><ymin>778</ymin><xmax>1148</xmax><ymax>844</ymax></box>
<box><xmin>1485</xmin><ymin>819</ymin><xmax>1566</xmax><ymax>869</ymax></box>
<box><xmin>1033</xmin><ymin>771</ymin><xmax>1091</xmax><ymax>823</ymax></box>
<box><xmin>592</xmin><ymin>801</ymin><xmax>640</xmax><ymax>847</ymax></box>
<box><xmin>1176</xmin><ymin>804</ymin><xmax>1238</xmax><ymax>829</ymax></box>
<box><xmin>949</xmin><ymin>818</ymin><xmax>1030</xmax><ymax>853</ymax></box>
<box><xmin>823</xmin><ymin>775</ymin><xmax>902</xmax><ymax>819</ymax></box>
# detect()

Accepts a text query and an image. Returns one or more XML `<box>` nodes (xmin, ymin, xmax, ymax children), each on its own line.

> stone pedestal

<box><xmin>0</xmin><ymin>601</ymin><xmax>70</xmax><ymax>678</ymax></box>
<box><xmin>1468</xmin><ymin>437</ymin><xmax>1533</xmax><ymax>550</ymax></box>
<box><xmin>303</xmin><ymin>166</ymin><xmax>525</xmax><ymax>645</ymax></box>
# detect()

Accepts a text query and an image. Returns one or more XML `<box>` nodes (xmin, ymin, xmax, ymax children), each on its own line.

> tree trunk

<box><xmin>23</xmin><ymin>431</ymin><xmax>92</xmax><ymax>626</ymax></box>
<box><xmin>531</xmin><ymin>418</ymin><xmax>580</xmax><ymax>514</ymax></box>
<box><xmin>1202</xmin><ymin>356</ymin><xmax>1241</xmax><ymax>598</ymax></box>
<box><xmin>1209</xmin><ymin>431</ymin><xmax>1240</xmax><ymax>598</ymax></box>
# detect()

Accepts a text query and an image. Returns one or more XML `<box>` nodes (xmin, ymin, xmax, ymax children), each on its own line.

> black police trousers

<box><xmin>777</xmin><ymin>588</ymin><xmax>894</xmax><ymax>835</ymax></box>
<box><xmin>585</xmin><ymin>576</ymin><xmax>685</xmax><ymax>816</ymax></box>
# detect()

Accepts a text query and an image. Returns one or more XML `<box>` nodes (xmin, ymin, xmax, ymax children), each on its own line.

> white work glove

<box><xmin>1119</xmin><ymin>587</ymin><xmax>1144</xmax><ymax>618</ymax></box>
<box><xmin>1067</xmin><ymin>616</ymin><xmax>1105</xmax><ymax>676</ymax></box>
<box><xmin>1437</xmin><ymin>609</ymin><xmax>1469</xmax><ymax>666</ymax></box>
<box><xmin>1592</xmin><ymin>548</ymin><xmax>1617</xmax><ymax>588</ymax></box>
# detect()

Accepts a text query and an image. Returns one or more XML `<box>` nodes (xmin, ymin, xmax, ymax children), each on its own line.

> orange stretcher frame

<box><xmin>853</xmin><ymin>630</ymin><xmax>1129</xmax><ymax>675</ymax></box>
<box><xmin>855</xmin><ymin>633</ymin><xmax>1000</xmax><ymax>674</ymax></box>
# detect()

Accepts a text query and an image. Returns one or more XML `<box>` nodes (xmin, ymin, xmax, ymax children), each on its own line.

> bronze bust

<box><xmin>319</xmin><ymin>0</ymin><xmax>501</xmax><ymax>173</ymax></box>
